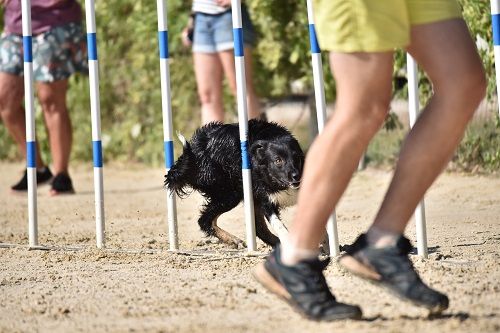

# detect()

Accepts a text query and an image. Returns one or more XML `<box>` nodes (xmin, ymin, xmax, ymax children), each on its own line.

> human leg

<box><xmin>0</xmin><ymin>73</ymin><xmax>45</xmax><ymax>167</ymax></box>
<box><xmin>36</xmin><ymin>80</ymin><xmax>72</xmax><ymax>174</ymax></box>
<box><xmin>287</xmin><ymin>52</ymin><xmax>394</xmax><ymax>251</ymax></box>
<box><xmin>36</xmin><ymin>79</ymin><xmax>74</xmax><ymax>194</ymax></box>
<box><xmin>0</xmin><ymin>71</ymin><xmax>52</xmax><ymax>186</ymax></box>
<box><xmin>193</xmin><ymin>52</ymin><xmax>225</xmax><ymax>124</ymax></box>
<box><xmin>219</xmin><ymin>47</ymin><xmax>261</xmax><ymax>119</ymax></box>
<box><xmin>0</xmin><ymin>73</ymin><xmax>54</xmax><ymax>191</ymax></box>
<box><xmin>339</xmin><ymin>18</ymin><xmax>484</xmax><ymax>313</ymax></box>
<box><xmin>254</xmin><ymin>52</ymin><xmax>392</xmax><ymax>321</ymax></box>
<box><xmin>372</xmin><ymin>18</ymin><xmax>486</xmax><ymax>234</ymax></box>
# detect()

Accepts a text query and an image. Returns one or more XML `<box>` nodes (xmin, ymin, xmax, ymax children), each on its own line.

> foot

<box><xmin>11</xmin><ymin>167</ymin><xmax>53</xmax><ymax>191</ymax></box>
<box><xmin>50</xmin><ymin>172</ymin><xmax>75</xmax><ymax>195</ymax></box>
<box><xmin>253</xmin><ymin>244</ymin><xmax>362</xmax><ymax>321</ymax></box>
<box><xmin>338</xmin><ymin>234</ymin><xmax>449</xmax><ymax>314</ymax></box>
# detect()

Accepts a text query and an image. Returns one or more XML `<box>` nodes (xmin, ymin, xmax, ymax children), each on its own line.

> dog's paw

<box><xmin>228</xmin><ymin>238</ymin><xmax>246</xmax><ymax>250</ymax></box>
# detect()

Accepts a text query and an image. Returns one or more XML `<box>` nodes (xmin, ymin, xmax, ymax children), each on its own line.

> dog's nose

<box><xmin>291</xmin><ymin>172</ymin><xmax>301</xmax><ymax>182</ymax></box>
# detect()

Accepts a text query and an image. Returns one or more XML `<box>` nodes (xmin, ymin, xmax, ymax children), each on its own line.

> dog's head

<box><xmin>250</xmin><ymin>137</ymin><xmax>304</xmax><ymax>190</ymax></box>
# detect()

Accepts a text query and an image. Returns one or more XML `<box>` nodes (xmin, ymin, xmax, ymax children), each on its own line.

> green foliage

<box><xmin>366</xmin><ymin>128</ymin><xmax>406</xmax><ymax>167</ymax></box>
<box><xmin>249</xmin><ymin>0</ymin><xmax>335</xmax><ymax>100</ymax></box>
<box><xmin>0</xmin><ymin>0</ymin><xmax>497</xmax><ymax>172</ymax></box>
<box><xmin>452</xmin><ymin>115</ymin><xmax>500</xmax><ymax>172</ymax></box>
<box><xmin>365</xmin><ymin>117</ymin><xmax>500</xmax><ymax>172</ymax></box>
<box><xmin>71</xmin><ymin>0</ymin><xmax>199</xmax><ymax>165</ymax></box>
<box><xmin>394</xmin><ymin>0</ymin><xmax>495</xmax><ymax>104</ymax></box>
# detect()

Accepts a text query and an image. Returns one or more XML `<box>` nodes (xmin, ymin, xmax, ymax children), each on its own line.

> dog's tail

<box><xmin>164</xmin><ymin>132</ymin><xmax>195</xmax><ymax>198</ymax></box>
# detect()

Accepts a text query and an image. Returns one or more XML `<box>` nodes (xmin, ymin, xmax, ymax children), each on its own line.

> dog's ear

<box><xmin>250</xmin><ymin>140</ymin><xmax>267</xmax><ymax>164</ymax></box>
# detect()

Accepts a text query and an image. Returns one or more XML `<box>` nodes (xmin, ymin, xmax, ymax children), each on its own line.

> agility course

<box><xmin>17</xmin><ymin>0</ymin><xmax>433</xmax><ymax>256</ymax></box>
<box><xmin>1</xmin><ymin>0</ymin><xmax>499</xmax><ymax>332</ymax></box>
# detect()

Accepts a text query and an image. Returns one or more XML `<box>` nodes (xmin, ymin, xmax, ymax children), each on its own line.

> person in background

<box><xmin>0</xmin><ymin>0</ymin><xmax>87</xmax><ymax>195</ymax></box>
<box><xmin>254</xmin><ymin>0</ymin><xmax>486</xmax><ymax>321</ymax></box>
<box><xmin>182</xmin><ymin>0</ymin><xmax>262</xmax><ymax>124</ymax></box>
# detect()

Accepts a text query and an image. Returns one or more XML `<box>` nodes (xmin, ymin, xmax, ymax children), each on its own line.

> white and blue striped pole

<box><xmin>492</xmin><ymin>0</ymin><xmax>500</xmax><ymax>117</ymax></box>
<box><xmin>407</xmin><ymin>54</ymin><xmax>428</xmax><ymax>258</ymax></box>
<box><xmin>231</xmin><ymin>0</ymin><xmax>256</xmax><ymax>252</ymax></box>
<box><xmin>157</xmin><ymin>0</ymin><xmax>179</xmax><ymax>251</ymax></box>
<box><xmin>85</xmin><ymin>0</ymin><xmax>105</xmax><ymax>248</ymax></box>
<box><xmin>21</xmin><ymin>0</ymin><xmax>38</xmax><ymax>247</ymax></box>
<box><xmin>306</xmin><ymin>0</ymin><xmax>339</xmax><ymax>256</ymax></box>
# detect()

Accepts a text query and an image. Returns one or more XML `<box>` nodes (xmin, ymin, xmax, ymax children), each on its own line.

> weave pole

<box><xmin>492</xmin><ymin>0</ymin><xmax>500</xmax><ymax>117</ymax></box>
<box><xmin>306</xmin><ymin>0</ymin><xmax>339</xmax><ymax>256</ymax></box>
<box><xmin>407</xmin><ymin>54</ymin><xmax>428</xmax><ymax>258</ymax></box>
<box><xmin>157</xmin><ymin>0</ymin><xmax>179</xmax><ymax>251</ymax></box>
<box><xmin>231</xmin><ymin>0</ymin><xmax>256</xmax><ymax>252</ymax></box>
<box><xmin>21</xmin><ymin>0</ymin><xmax>38</xmax><ymax>247</ymax></box>
<box><xmin>85</xmin><ymin>0</ymin><xmax>105</xmax><ymax>248</ymax></box>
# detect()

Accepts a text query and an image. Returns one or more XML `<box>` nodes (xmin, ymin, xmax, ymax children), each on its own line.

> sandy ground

<box><xmin>0</xmin><ymin>161</ymin><xmax>499</xmax><ymax>333</ymax></box>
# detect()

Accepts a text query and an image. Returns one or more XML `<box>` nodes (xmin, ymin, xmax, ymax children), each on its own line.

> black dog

<box><xmin>165</xmin><ymin>119</ymin><xmax>305</xmax><ymax>248</ymax></box>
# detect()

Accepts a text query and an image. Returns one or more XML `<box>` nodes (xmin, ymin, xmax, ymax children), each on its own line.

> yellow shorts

<box><xmin>313</xmin><ymin>0</ymin><xmax>462</xmax><ymax>52</ymax></box>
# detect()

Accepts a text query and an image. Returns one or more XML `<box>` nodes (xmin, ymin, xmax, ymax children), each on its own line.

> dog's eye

<box><xmin>274</xmin><ymin>158</ymin><xmax>283</xmax><ymax>166</ymax></box>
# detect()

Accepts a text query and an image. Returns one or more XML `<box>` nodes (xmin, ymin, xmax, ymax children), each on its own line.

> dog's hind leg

<box><xmin>255</xmin><ymin>205</ymin><xmax>279</xmax><ymax>247</ymax></box>
<box><xmin>198</xmin><ymin>197</ymin><xmax>245</xmax><ymax>248</ymax></box>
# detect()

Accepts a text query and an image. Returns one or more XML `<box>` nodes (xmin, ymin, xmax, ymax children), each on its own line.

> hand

<box><xmin>181</xmin><ymin>27</ymin><xmax>193</xmax><ymax>48</ymax></box>
<box><xmin>215</xmin><ymin>0</ymin><xmax>232</xmax><ymax>7</ymax></box>
<box><xmin>180</xmin><ymin>16</ymin><xmax>194</xmax><ymax>48</ymax></box>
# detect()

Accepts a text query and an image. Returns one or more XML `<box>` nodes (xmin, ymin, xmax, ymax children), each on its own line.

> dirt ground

<box><xmin>0</xmin><ymin>161</ymin><xmax>499</xmax><ymax>333</ymax></box>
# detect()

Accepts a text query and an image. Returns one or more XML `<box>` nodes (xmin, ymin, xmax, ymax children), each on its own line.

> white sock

<box><xmin>280</xmin><ymin>237</ymin><xmax>319</xmax><ymax>266</ymax></box>
<box><xmin>366</xmin><ymin>225</ymin><xmax>400</xmax><ymax>248</ymax></box>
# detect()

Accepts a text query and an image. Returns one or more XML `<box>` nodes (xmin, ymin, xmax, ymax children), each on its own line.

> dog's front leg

<box><xmin>254</xmin><ymin>205</ymin><xmax>280</xmax><ymax>247</ymax></box>
<box><xmin>261</xmin><ymin>200</ymin><xmax>289</xmax><ymax>246</ymax></box>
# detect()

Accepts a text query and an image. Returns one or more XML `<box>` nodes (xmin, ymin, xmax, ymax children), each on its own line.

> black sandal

<box><xmin>50</xmin><ymin>173</ymin><xmax>75</xmax><ymax>194</ymax></box>
<box><xmin>11</xmin><ymin>167</ymin><xmax>53</xmax><ymax>191</ymax></box>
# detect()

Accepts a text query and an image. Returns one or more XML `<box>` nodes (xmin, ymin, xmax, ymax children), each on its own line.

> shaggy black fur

<box><xmin>165</xmin><ymin>119</ymin><xmax>304</xmax><ymax>247</ymax></box>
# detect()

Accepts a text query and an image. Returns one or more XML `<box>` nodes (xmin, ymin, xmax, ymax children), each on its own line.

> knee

<box><xmin>0</xmin><ymin>85</ymin><xmax>22</xmax><ymax>116</ymax></box>
<box><xmin>466</xmin><ymin>67</ymin><xmax>487</xmax><ymax>105</ymax></box>
<box><xmin>198</xmin><ymin>87</ymin><xmax>217</xmax><ymax>106</ymax></box>
<box><xmin>360</xmin><ymin>95</ymin><xmax>392</xmax><ymax>132</ymax></box>
<box><xmin>436</xmin><ymin>63</ymin><xmax>487</xmax><ymax>115</ymax></box>
<box><xmin>37</xmin><ymin>88</ymin><xmax>66</xmax><ymax>115</ymax></box>
<box><xmin>456</xmin><ymin>65</ymin><xmax>486</xmax><ymax>105</ymax></box>
<box><xmin>198</xmin><ymin>89</ymin><xmax>214</xmax><ymax>105</ymax></box>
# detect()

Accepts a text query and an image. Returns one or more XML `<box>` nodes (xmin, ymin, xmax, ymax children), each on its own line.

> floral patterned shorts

<box><xmin>0</xmin><ymin>22</ymin><xmax>88</xmax><ymax>82</ymax></box>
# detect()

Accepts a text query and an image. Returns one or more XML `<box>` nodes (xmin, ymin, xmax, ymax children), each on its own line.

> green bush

<box><xmin>0</xmin><ymin>0</ymin><xmax>497</xmax><ymax>172</ymax></box>
<box><xmin>452</xmin><ymin>116</ymin><xmax>500</xmax><ymax>172</ymax></box>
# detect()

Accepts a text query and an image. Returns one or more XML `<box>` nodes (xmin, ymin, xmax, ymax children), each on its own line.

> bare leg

<box><xmin>373</xmin><ymin>19</ymin><xmax>486</xmax><ymax>233</ymax></box>
<box><xmin>288</xmin><ymin>19</ymin><xmax>485</xmax><ymax>251</ymax></box>
<box><xmin>289</xmin><ymin>52</ymin><xmax>394</xmax><ymax>249</ymax></box>
<box><xmin>0</xmin><ymin>73</ymin><xmax>44</xmax><ymax>167</ymax></box>
<box><xmin>36</xmin><ymin>79</ymin><xmax>72</xmax><ymax>175</ymax></box>
<box><xmin>193</xmin><ymin>52</ymin><xmax>224</xmax><ymax>124</ymax></box>
<box><xmin>219</xmin><ymin>47</ymin><xmax>261</xmax><ymax>119</ymax></box>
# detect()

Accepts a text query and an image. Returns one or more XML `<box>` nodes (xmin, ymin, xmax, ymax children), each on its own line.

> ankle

<box><xmin>366</xmin><ymin>225</ymin><xmax>401</xmax><ymax>248</ymax></box>
<box><xmin>280</xmin><ymin>237</ymin><xmax>319</xmax><ymax>266</ymax></box>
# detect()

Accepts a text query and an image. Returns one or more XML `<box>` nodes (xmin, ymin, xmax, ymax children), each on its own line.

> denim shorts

<box><xmin>0</xmin><ymin>22</ymin><xmax>88</xmax><ymax>82</ymax></box>
<box><xmin>193</xmin><ymin>6</ymin><xmax>256</xmax><ymax>53</ymax></box>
